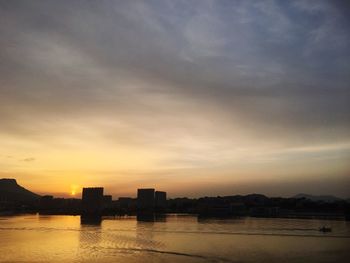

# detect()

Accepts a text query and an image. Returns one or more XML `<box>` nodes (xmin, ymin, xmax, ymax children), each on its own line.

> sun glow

<box><xmin>70</xmin><ymin>185</ymin><xmax>79</xmax><ymax>196</ymax></box>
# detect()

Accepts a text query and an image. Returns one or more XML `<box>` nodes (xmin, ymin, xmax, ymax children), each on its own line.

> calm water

<box><xmin>0</xmin><ymin>214</ymin><xmax>349</xmax><ymax>263</ymax></box>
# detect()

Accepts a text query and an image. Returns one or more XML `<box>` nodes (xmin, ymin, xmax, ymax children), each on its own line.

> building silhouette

<box><xmin>137</xmin><ymin>188</ymin><xmax>167</xmax><ymax>213</ymax></box>
<box><xmin>137</xmin><ymin>188</ymin><xmax>155</xmax><ymax>212</ymax></box>
<box><xmin>82</xmin><ymin>187</ymin><xmax>104</xmax><ymax>215</ymax></box>
<box><xmin>155</xmin><ymin>191</ymin><xmax>167</xmax><ymax>211</ymax></box>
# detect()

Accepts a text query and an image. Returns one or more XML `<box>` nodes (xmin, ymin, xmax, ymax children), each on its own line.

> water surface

<box><xmin>0</xmin><ymin>214</ymin><xmax>349</xmax><ymax>262</ymax></box>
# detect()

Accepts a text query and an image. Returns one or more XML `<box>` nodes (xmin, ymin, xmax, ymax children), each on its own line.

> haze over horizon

<box><xmin>1</xmin><ymin>0</ymin><xmax>349</xmax><ymax>198</ymax></box>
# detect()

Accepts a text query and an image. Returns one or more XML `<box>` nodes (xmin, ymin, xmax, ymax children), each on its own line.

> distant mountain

<box><xmin>293</xmin><ymin>193</ymin><xmax>343</xmax><ymax>202</ymax></box>
<box><xmin>0</xmin><ymin>178</ymin><xmax>40</xmax><ymax>203</ymax></box>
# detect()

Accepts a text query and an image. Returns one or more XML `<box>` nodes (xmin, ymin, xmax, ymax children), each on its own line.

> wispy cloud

<box><xmin>20</xmin><ymin>157</ymin><xmax>36</xmax><ymax>162</ymax></box>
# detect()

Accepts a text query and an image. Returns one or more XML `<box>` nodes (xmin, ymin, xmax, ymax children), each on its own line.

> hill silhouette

<box><xmin>0</xmin><ymin>178</ymin><xmax>40</xmax><ymax>203</ymax></box>
<box><xmin>293</xmin><ymin>193</ymin><xmax>342</xmax><ymax>203</ymax></box>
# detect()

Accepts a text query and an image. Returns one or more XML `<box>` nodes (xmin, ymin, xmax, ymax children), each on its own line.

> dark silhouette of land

<box><xmin>0</xmin><ymin>179</ymin><xmax>39</xmax><ymax>202</ymax></box>
<box><xmin>1</xmin><ymin>178</ymin><xmax>349</xmax><ymax>221</ymax></box>
<box><xmin>293</xmin><ymin>193</ymin><xmax>343</xmax><ymax>203</ymax></box>
<box><xmin>0</xmin><ymin>179</ymin><xmax>40</xmax><ymax>213</ymax></box>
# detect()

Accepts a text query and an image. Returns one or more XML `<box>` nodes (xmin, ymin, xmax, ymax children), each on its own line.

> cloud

<box><xmin>0</xmin><ymin>1</ymin><xmax>349</xmax><ymax>139</ymax></box>
<box><xmin>0</xmin><ymin>0</ymin><xmax>349</xmax><ymax>196</ymax></box>
<box><xmin>20</xmin><ymin>157</ymin><xmax>36</xmax><ymax>162</ymax></box>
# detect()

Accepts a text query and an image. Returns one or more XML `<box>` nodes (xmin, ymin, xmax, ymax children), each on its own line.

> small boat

<box><xmin>319</xmin><ymin>226</ymin><xmax>332</xmax><ymax>232</ymax></box>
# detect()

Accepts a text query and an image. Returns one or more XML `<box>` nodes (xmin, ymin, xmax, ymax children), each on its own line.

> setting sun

<box><xmin>70</xmin><ymin>185</ymin><xmax>79</xmax><ymax>196</ymax></box>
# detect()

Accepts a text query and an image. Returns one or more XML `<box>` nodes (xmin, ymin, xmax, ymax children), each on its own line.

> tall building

<box><xmin>137</xmin><ymin>188</ymin><xmax>155</xmax><ymax>211</ymax></box>
<box><xmin>82</xmin><ymin>187</ymin><xmax>104</xmax><ymax>215</ymax></box>
<box><xmin>155</xmin><ymin>191</ymin><xmax>167</xmax><ymax>211</ymax></box>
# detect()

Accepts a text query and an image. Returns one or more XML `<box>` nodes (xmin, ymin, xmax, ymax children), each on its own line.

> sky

<box><xmin>0</xmin><ymin>0</ymin><xmax>349</xmax><ymax>198</ymax></box>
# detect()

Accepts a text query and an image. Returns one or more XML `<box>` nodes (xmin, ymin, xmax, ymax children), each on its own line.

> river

<box><xmin>0</xmin><ymin>214</ymin><xmax>349</xmax><ymax>262</ymax></box>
